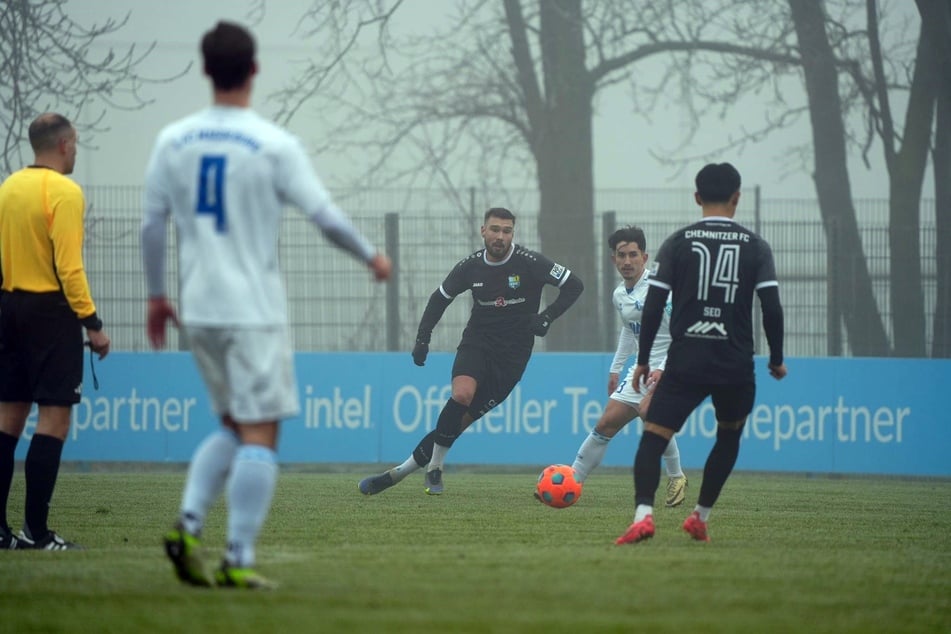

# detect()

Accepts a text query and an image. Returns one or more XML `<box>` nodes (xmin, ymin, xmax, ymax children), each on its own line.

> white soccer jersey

<box><xmin>142</xmin><ymin>106</ymin><xmax>375</xmax><ymax>326</ymax></box>
<box><xmin>610</xmin><ymin>270</ymin><xmax>672</xmax><ymax>376</ymax></box>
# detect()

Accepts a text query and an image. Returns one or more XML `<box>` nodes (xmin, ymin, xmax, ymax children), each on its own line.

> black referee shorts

<box><xmin>452</xmin><ymin>342</ymin><xmax>530</xmax><ymax>420</ymax></box>
<box><xmin>646</xmin><ymin>370</ymin><xmax>756</xmax><ymax>432</ymax></box>
<box><xmin>0</xmin><ymin>291</ymin><xmax>84</xmax><ymax>406</ymax></box>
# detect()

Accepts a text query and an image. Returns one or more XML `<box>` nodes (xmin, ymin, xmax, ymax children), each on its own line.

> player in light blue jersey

<box><xmin>570</xmin><ymin>226</ymin><xmax>687</xmax><ymax>507</ymax></box>
<box><xmin>141</xmin><ymin>21</ymin><xmax>391</xmax><ymax>589</ymax></box>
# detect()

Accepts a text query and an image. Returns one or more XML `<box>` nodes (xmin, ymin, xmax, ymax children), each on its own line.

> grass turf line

<box><xmin>0</xmin><ymin>471</ymin><xmax>948</xmax><ymax>633</ymax></box>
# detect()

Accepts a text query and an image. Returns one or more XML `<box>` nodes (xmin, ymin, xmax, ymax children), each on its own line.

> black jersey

<box><xmin>440</xmin><ymin>244</ymin><xmax>571</xmax><ymax>353</ymax></box>
<box><xmin>647</xmin><ymin>217</ymin><xmax>778</xmax><ymax>383</ymax></box>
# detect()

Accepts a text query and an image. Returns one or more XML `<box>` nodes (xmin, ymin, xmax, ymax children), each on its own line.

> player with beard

<box><xmin>359</xmin><ymin>207</ymin><xmax>584</xmax><ymax>495</ymax></box>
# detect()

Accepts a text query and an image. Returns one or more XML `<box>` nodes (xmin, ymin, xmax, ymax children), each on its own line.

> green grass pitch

<box><xmin>0</xmin><ymin>469</ymin><xmax>948</xmax><ymax>633</ymax></box>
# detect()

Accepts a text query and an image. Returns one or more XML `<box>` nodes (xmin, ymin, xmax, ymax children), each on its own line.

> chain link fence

<box><xmin>82</xmin><ymin>185</ymin><xmax>940</xmax><ymax>357</ymax></box>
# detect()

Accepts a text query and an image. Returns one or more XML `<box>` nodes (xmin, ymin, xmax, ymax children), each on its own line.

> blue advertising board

<box><xmin>15</xmin><ymin>352</ymin><xmax>950</xmax><ymax>477</ymax></box>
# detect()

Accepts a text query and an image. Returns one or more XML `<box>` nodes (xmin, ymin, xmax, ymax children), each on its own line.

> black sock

<box><xmin>698</xmin><ymin>426</ymin><xmax>743</xmax><ymax>508</ymax></box>
<box><xmin>0</xmin><ymin>431</ymin><xmax>19</xmax><ymax>532</ymax></box>
<box><xmin>633</xmin><ymin>431</ymin><xmax>670</xmax><ymax>507</ymax></box>
<box><xmin>433</xmin><ymin>399</ymin><xmax>468</xmax><ymax>448</ymax></box>
<box><xmin>24</xmin><ymin>434</ymin><xmax>64</xmax><ymax>539</ymax></box>
<box><xmin>412</xmin><ymin>430</ymin><xmax>438</xmax><ymax>467</ymax></box>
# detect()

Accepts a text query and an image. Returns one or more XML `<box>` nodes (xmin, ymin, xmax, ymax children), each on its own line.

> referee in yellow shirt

<box><xmin>0</xmin><ymin>113</ymin><xmax>110</xmax><ymax>550</ymax></box>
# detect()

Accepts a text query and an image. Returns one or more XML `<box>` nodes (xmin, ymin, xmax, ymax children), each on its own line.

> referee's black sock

<box><xmin>633</xmin><ymin>430</ymin><xmax>669</xmax><ymax>507</ymax></box>
<box><xmin>698</xmin><ymin>426</ymin><xmax>743</xmax><ymax>508</ymax></box>
<box><xmin>0</xmin><ymin>431</ymin><xmax>19</xmax><ymax>532</ymax></box>
<box><xmin>24</xmin><ymin>433</ymin><xmax>64</xmax><ymax>539</ymax></box>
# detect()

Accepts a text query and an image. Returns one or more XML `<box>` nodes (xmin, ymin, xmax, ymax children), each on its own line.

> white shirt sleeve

<box><xmin>142</xmin><ymin>139</ymin><xmax>171</xmax><ymax>297</ymax></box>
<box><xmin>610</xmin><ymin>326</ymin><xmax>636</xmax><ymax>375</ymax></box>
<box><xmin>648</xmin><ymin>299</ymin><xmax>673</xmax><ymax>371</ymax></box>
<box><xmin>276</xmin><ymin>137</ymin><xmax>375</xmax><ymax>262</ymax></box>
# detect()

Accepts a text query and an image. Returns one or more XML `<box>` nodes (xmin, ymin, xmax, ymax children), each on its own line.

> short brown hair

<box><xmin>608</xmin><ymin>225</ymin><xmax>646</xmax><ymax>253</ymax></box>
<box><xmin>201</xmin><ymin>21</ymin><xmax>256</xmax><ymax>90</ymax></box>
<box><xmin>484</xmin><ymin>207</ymin><xmax>516</xmax><ymax>224</ymax></box>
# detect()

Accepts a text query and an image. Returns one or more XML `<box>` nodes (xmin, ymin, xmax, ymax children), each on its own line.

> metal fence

<box><xmin>82</xmin><ymin>185</ymin><xmax>940</xmax><ymax>357</ymax></box>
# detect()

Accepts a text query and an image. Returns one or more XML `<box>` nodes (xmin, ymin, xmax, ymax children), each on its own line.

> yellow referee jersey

<box><xmin>0</xmin><ymin>166</ymin><xmax>97</xmax><ymax>320</ymax></box>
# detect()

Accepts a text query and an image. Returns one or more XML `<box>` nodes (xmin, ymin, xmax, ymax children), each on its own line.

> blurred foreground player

<box><xmin>142</xmin><ymin>21</ymin><xmax>391</xmax><ymax>588</ymax></box>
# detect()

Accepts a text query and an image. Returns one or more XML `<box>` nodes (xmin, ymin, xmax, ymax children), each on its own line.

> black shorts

<box><xmin>0</xmin><ymin>291</ymin><xmax>84</xmax><ymax>406</ymax></box>
<box><xmin>452</xmin><ymin>342</ymin><xmax>530</xmax><ymax>420</ymax></box>
<box><xmin>646</xmin><ymin>370</ymin><xmax>756</xmax><ymax>432</ymax></box>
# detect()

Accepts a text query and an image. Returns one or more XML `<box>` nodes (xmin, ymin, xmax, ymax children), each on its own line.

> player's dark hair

<box><xmin>608</xmin><ymin>225</ymin><xmax>646</xmax><ymax>253</ymax></box>
<box><xmin>484</xmin><ymin>207</ymin><xmax>516</xmax><ymax>225</ymax></box>
<box><xmin>201</xmin><ymin>21</ymin><xmax>256</xmax><ymax>91</ymax></box>
<box><xmin>28</xmin><ymin>113</ymin><xmax>73</xmax><ymax>153</ymax></box>
<box><xmin>695</xmin><ymin>162</ymin><xmax>741</xmax><ymax>203</ymax></box>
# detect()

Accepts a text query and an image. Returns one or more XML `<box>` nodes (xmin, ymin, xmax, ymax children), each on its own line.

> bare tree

<box><xmin>272</xmin><ymin>0</ymin><xmax>812</xmax><ymax>350</ymax></box>
<box><xmin>922</xmin><ymin>0</ymin><xmax>951</xmax><ymax>357</ymax></box>
<box><xmin>789</xmin><ymin>0</ymin><xmax>891</xmax><ymax>355</ymax></box>
<box><xmin>0</xmin><ymin>0</ymin><xmax>187</xmax><ymax>176</ymax></box>
<box><xmin>862</xmin><ymin>0</ymin><xmax>939</xmax><ymax>357</ymax></box>
<box><xmin>273</xmin><ymin>0</ymin><xmax>937</xmax><ymax>354</ymax></box>
<box><xmin>640</xmin><ymin>0</ymin><xmax>933</xmax><ymax>356</ymax></box>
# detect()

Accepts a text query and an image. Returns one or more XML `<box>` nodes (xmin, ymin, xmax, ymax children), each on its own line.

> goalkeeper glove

<box><xmin>412</xmin><ymin>339</ymin><xmax>430</xmax><ymax>366</ymax></box>
<box><xmin>530</xmin><ymin>312</ymin><xmax>553</xmax><ymax>337</ymax></box>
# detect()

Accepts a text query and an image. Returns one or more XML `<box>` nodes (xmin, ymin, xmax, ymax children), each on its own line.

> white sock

<box><xmin>571</xmin><ymin>430</ymin><xmax>612</xmax><ymax>483</ymax></box>
<box><xmin>695</xmin><ymin>505</ymin><xmax>712</xmax><ymax>522</ymax></box>
<box><xmin>225</xmin><ymin>444</ymin><xmax>278</xmax><ymax>568</ymax></box>
<box><xmin>634</xmin><ymin>504</ymin><xmax>653</xmax><ymax>522</ymax></box>
<box><xmin>429</xmin><ymin>443</ymin><xmax>449</xmax><ymax>471</ymax></box>
<box><xmin>662</xmin><ymin>435</ymin><xmax>684</xmax><ymax>478</ymax></box>
<box><xmin>388</xmin><ymin>455</ymin><xmax>421</xmax><ymax>483</ymax></box>
<box><xmin>180</xmin><ymin>429</ymin><xmax>239</xmax><ymax>535</ymax></box>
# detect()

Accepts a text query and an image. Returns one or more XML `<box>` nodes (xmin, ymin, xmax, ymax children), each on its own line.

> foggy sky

<box><xmin>64</xmin><ymin>0</ymin><xmax>926</xmax><ymax>205</ymax></box>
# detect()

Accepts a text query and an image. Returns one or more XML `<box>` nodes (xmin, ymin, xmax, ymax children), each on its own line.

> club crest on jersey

<box><xmin>508</xmin><ymin>275</ymin><xmax>520</xmax><ymax>289</ymax></box>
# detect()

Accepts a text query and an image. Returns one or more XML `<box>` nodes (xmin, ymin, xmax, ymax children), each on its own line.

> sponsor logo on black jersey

<box><xmin>686</xmin><ymin>320</ymin><xmax>728</xmax><ymax>338</ymax></box>
<box><xmin>478</xmin><ymin>297</ymin><xmax>526</xmax><ymax>307</ymax></box>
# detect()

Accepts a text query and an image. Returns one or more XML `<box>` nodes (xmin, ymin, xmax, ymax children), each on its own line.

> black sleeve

<box><xmin>757</xmin><ymin>285</ymin><xmax>784</xmax><ymax>366</ymax></box>
<box><xmin>541</xmin><ymin>273</ymin><xmax>584</xmax><ymax>321</ymax></box>
<box><xmin>636</xmin><ymin>285</ymin><xmax>668</xmax><ymax>366</ymax></box>
<box><xmin>81</xmin><ymin>312</ymin><xmax>103</xmax><ymax>331</ymax></box>
<box><xmin>415</xmin><ymin>289</ymin><xmax>453</xmax><ymax>343</ymax></box>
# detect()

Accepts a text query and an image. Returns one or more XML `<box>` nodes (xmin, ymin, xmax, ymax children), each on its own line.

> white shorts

<box><xmin>187</xmin><ymin>325</ymin><xmax>300</xmax><ymax>423</ymax></box>
<box><xmin>608</xmin><ymin>366</ymin><xmax>654</xmax><ymax>407</ymax></box>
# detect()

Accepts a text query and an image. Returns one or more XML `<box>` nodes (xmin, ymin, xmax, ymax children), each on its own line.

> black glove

<box><xmin>530</xmin><ymin>312</ymin><xmax>553</xmax><ymax>337</ymax></box>
<box><xmin>412</xmin><ymin>339</ymin><xmax>429</xmax><ymax>366</ymax></box>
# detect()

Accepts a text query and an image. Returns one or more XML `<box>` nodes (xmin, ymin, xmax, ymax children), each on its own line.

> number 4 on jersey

<box><xmin>197</xmin><ymin>155</ymin><xmax>227</xmax><ymax>232</ymax></box>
